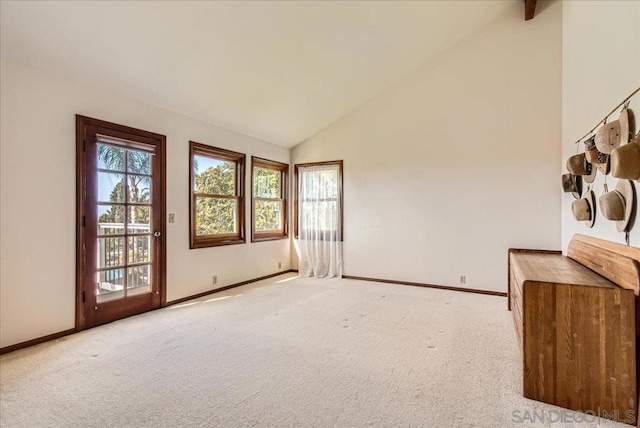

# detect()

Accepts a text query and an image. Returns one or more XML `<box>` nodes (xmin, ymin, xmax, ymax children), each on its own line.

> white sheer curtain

<box><xmin>294</xmin><ymin>163</ymin><xmax>343</xmax><ymax>278</ymax></box>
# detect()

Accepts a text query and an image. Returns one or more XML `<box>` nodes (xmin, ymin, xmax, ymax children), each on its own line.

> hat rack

<box><xmin>573</xmin><ymin>86</ymin><xmax>640</xmax><ymax>145</ymax></box>
<box><xmin>564</xmin><ymin>86</ymin><xmax>639</xmax><ymax>241</ymax></box>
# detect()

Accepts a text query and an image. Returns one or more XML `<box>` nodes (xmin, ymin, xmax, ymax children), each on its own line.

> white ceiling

<box><xmin>0</xmin><ymin>1</ymin><xmax>518</xmax><ymax>147</ymax></box>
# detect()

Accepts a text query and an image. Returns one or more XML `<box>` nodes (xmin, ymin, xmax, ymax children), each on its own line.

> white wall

<box><xmin>0</xmin><ymin>61</ymin><xmax>291</xmax><ymax>348</ymax></box>
<box><xmin>291</xmin><ymin>2</ymin><xmax>562</xmax><ymax>292</ymax></box>
<box><xmin>561</xmin><ymin>1</ymin><xmax>640</xmax><ymax>250</ymax></box>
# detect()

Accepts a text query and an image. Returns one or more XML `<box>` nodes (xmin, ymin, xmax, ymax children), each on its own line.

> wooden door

<box><xmin>76</xmin><ymin>116</ymin><xmax>166</xmax><ymax>329</ymax></box>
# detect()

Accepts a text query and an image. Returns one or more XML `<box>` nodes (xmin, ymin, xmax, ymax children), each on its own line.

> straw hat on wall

<box><xmin>571</xmin><ymin>190</ymin><xmax>596</xmax><ymax>228</ymax></box>
<box><xmin>566</xmin><ymin>153</ymin><xmax>596</xmax><ymax>184</ymax></box>
<box><xmin>611</xmin><ymin>133</ymin><xmax>640</xmax><ymax>180</ymax></box>
<box><xmin>595</xmin><ymin>109</ymin><xmax>630</xmax><ymax>154</ymax></box>
<box><xmin>599</xmin><ymin>180</ymin><xmax>635</xmax><ymax>232</ymax></box>
<box><xmin>562</xmin><ymin>173</ymin><xmax>582</xmax><ymax>199</ymax></box>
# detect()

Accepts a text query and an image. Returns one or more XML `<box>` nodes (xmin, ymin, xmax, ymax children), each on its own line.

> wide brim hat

<box><xmin>567</xmin><ymin>153</ymin><xmax>597</xmax><ymax>183</ymax></box>
<box><xmin>571</xmin><ymin>190</ymin><xmax>596</xmax><ymax>228</ymax></box>
<box><xmin>595</xmin><ymin>109</ymin><xmax>630</xmax><ymax>154</ymax></box>
<box><xmin>562</xmin><ymin>173</ymin><xmax>582</xmax><ymax>199</ymax></box>
<box><xmin>611</xmin><ymin>125</ymin><xmax>640</xmax><ymax>180</ymax></box>
<box><xmin>599</xmin><ymin>180</ymin><xmax>635</xmax><ymax>232</ymax></box>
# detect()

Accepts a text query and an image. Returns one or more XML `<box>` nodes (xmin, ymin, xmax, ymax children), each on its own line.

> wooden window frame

<box><xmin>189</xmin><ymin>141</ymin><xmax>246</xmax><ymax>249</ymax></box>
<box><xmin>251</xmin><ymin>157</ymin><xmax>289</xmax><ymax>242</ymax></box>
<box><xmin>294</xmin><ymin>160</ymin><xmax>344</xmax><ymax>240</ymax></box>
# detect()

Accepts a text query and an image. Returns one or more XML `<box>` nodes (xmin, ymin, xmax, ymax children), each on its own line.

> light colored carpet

<box><xmin>0</xmin><ymin>274</ymin><xmax>629</xmax><ymax>428</ymax></box>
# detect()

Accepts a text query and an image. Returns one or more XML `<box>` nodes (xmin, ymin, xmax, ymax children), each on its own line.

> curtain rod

<box><xmin>573</xmin><ymin>86</ymin><xmax>640</xmax><ymax>144</ymax></box>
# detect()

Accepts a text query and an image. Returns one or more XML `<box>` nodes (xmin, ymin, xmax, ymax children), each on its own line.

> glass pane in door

<box><xmin>127</xmin><ymin>151</ymin><xmax>151</xmax><ymax>175</ymax></box>
<box><xmin>97</xmin><ymin>144</ymin><xmax>125</xmax><ymax>171</ymax></box>
<box><xmin>127</xmin><ymin>206</ymin><xmax>151</xmax><ymax>234</ymax></box>
<box><xmin>98</xmin><ymin>237</ymin><xmax>125</xmax><ymax>268</ymax></box>
<box><xmin>128</xmin><ymin>236</ymin><xmax>151</xmax><ymax>264</ymax></box>
<box><xmin>97</xmin><ymin>205</ymin><xmax>125</xmax><ymax>235</ymax></box>
<box><xmin>127</xmin><ymin>175</ymin><xmax>151</xmax><ymax>203</ymax></box>
<box><xmin>128</xmin><ymin>265</ymin><xmax>151</xmax><ymax>295</ymax></box>
<box><xmin>97</xmin><ymin>269</ymin><xmax>125</xmax><ymax>303</ymax></box>
<box><xmin>98</xmin><ymin>173</ymin><xmax>125</xmax><ymax>202</ymax></box>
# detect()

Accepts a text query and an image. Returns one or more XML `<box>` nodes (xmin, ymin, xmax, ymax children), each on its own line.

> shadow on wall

<box><xmin>535</xmin><ymin>0</ymin><xmax>561</xmax><ymax>18</ymax></box>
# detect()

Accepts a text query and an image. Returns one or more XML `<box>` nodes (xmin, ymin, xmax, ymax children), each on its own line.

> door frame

<box><xmin>75</xmin><ymin>115</ymin><xmax>167</xmax><ymax>331</ymax></box>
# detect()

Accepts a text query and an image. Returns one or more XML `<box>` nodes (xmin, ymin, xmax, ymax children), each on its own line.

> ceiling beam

<box><xmin>525</xmin><ymin>0</ymin><xmax>537</xmax><ymax>20</ymax></box>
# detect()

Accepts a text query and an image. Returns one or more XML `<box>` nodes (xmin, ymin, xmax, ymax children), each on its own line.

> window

<box><xmin>189</xmin><ymin>142</ymin><xmax>245</xmax><ymax>248</ymax></box>
<box><xmin>252</xmin><ymin>157</ymin><xmax>289</xmax><ymax>242</ymax></box>
<box><xmin>294</xmin><ymin>161</ymin><xmax>343</xmax><ymax>240</ymax></box>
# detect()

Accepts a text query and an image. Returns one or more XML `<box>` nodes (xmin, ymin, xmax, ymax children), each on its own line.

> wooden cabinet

<box><xmin>508</xmin><ymin>236</ymin><xmax>638</xmax><ymax>425</ymax></box>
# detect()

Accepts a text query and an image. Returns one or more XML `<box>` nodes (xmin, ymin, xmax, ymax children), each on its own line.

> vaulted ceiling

<box><xmin>0</xmin><ymin>1</ymin><xmax>519</xmax><ymax>147</ymax></box>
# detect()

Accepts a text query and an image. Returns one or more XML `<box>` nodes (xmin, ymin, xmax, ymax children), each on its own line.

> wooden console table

<box><xmin>508</xmin><ymin>235</ymin><xmax>639</xmax><ymax>425</ymax></box>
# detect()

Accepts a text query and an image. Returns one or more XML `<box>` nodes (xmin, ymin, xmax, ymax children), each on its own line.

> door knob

<box><xmin>153</xmin><ymin>231</ymin><xmax>161</xmax><ymax>237</ymax></box>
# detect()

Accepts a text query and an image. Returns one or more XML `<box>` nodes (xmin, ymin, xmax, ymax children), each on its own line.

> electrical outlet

<box><xmin>460</xmin><ymin>275</ymin><xmax>466</xmax><ymax>285</ymax></box>
<box><xmin>278</xmin><ymin>262</ymin><xmax>282</xmax><ymax>269</ymax></box>
<box><xmin>168</xmin><ymin>213</ymin><xmax>175</xmax><ymax>223</ymax></box>
<box><xmin>212</xmin><ymin>275</ymin><xmax>217</xmax><ymax>286</ymax></box>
